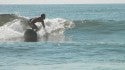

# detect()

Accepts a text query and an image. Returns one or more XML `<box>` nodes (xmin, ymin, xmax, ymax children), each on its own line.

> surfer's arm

<box><xmin>41</xmin><ymin>21</ymin><xmax>45</xmax><ymax>28</ymax></box>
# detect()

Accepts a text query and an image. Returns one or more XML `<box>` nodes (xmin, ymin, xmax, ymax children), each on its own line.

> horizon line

<box><xmin>0</xmin><ymin>3</ymin><xmax>125</xmax><ymax>5</ymax></box>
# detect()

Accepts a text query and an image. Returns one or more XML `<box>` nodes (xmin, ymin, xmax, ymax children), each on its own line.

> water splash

<box><xmin>0</xmin><ymin>14</ymin><xmax>75</xmax><ymax>42</ymax></box>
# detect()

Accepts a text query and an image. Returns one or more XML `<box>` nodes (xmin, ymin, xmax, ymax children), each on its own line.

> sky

<box><xmin>0</xmin><ymin>0</ymin><xmax>125</xmax><ymax>4</ymax></box>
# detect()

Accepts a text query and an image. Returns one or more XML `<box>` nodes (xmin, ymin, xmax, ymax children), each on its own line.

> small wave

<box><xmin>0</xmin><ymin>14</ymin><xmax>75</xmax><ymax>42</ymax></box>
<box><xmin>74</xmin><ymin>19</ymin><xmax>125</xmax><ymax>34</ymax></box>
<box><xmin>74</xmin><ymin>19</ymin><xmax>125</xmax><ymax>27</ymax></box>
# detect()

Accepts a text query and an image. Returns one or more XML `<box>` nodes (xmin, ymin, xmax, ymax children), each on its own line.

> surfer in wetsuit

<box><xmin>29</xmin><ymin>14</ymin><xmax>45</xmax><ymax>31</ymax></box>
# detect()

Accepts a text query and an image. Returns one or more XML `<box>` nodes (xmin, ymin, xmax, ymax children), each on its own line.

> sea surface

<box><xmin>0</xmin><ymin>4</ymin><xmax>125</xmax><ymax>70</ymax></box>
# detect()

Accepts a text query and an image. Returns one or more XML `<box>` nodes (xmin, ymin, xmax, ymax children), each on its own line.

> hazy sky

<box><xmin>0</xmin><ymin>0</ymin><xmax>125</xmax><ymax>4</ymax></box>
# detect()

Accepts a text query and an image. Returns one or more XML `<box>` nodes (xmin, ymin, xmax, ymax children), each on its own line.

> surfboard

<box><xmin>24</xmin><ymin>29</ymin><xmax>37</xmax><ymax>42</ymax></box>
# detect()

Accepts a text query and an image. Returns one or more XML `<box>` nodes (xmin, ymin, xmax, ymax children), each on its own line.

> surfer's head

<box><xmin>41</xmin><ymin>14</ymin><xmax>45</xmax><ymax>19</ymax></box>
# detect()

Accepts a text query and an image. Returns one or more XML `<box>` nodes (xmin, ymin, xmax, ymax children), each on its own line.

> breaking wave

<box><xmin>0</xmin><ymin>14</ymin><xmax>75</xmax><ymax>42</ymax></box>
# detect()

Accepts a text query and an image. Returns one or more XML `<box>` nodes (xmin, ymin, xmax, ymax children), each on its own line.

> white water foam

<box><xmin>0</xmin><ymin>16</ymin><xmax>75</xmax><ymax>42</ymax></box>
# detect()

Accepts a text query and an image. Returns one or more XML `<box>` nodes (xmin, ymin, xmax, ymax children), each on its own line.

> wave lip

<box><xmin>0</xmin><ymin>14</ymin><xmax>19</xmax><ymax>26</ymax></box>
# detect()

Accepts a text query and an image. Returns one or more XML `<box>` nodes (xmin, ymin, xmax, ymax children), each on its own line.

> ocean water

<box><xmin>0</xmin><ymin>4</ymin><xmax>125</xmax><ymax>70</ymax></box>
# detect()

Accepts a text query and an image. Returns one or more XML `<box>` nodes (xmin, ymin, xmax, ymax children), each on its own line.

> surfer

<box><xmin>29</xmin><ymin>14</ymin><xmax>46</xmax><ymax>31</ymax></box>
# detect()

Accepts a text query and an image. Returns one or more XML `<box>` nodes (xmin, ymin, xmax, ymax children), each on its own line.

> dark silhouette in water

<box><xmin>24</xmin><ymin>29</ymin><xmax>37</xmax><ymax>42</ymax></box>
<box><xmin>24</xmin><ymin>14</ymin><xmax>47</xmax><ymax>42</ymax></box>
<box><xmin>24</xmin><ymin>14</ymin><xmax>48</xmax><ymax>42</ymax></box>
